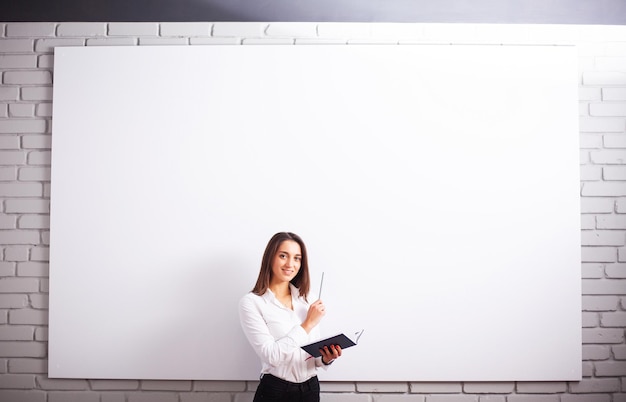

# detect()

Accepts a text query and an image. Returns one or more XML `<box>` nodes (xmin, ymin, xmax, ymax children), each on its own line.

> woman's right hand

<box><xmin>301</xmin><ymin>300</ymin><xmax>326</xmax><ymax>333</ymax></box>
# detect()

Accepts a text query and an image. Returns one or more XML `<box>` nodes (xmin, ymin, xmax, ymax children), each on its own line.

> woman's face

<box><xmin>270</xmin><ymin>240</ymin><xmax>302</xmax><ymax>285</ymax></box>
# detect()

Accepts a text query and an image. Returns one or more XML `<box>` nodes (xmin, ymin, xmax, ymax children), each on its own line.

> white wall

<box><xmin>0</xmin><ymin>21</ymin><xmax>625</xmax><ymax>401</ymax></box>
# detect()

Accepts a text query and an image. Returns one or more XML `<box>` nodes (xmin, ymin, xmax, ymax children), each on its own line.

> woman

<box><xmin>239</xmin><ymin>232</ymin><xmax>342</xmax><ymax>402</ymax></box>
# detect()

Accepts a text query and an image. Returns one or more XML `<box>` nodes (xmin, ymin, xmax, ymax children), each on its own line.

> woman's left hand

<box><xmin>320</xmin><ymin>344</ymin><xmax>342</xmax><ymax>364</ymax></box>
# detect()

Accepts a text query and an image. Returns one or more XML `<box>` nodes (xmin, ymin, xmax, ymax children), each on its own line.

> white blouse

<box><xmin>238</xmin><ymin>284</ymin><xmax>327</xmax><ymax>383</ymax></box>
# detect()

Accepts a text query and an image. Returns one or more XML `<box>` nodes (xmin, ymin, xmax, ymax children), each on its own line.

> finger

<box><xmin>335</xmin><ymin>345</ymin><xmax>342</xmax><ymax>356</ymax></box>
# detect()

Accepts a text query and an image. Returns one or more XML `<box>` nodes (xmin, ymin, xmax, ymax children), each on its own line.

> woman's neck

<box><xmin>269</xmin><ymin>281</ymin><xmax>291</xmax><ymax>298</ymax></box>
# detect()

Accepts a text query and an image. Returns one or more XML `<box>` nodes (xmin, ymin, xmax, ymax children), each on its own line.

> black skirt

<box><xmin>253</xmin><ymin>374</ymin><xmax>320</xmax><ymax>402</ymax></box>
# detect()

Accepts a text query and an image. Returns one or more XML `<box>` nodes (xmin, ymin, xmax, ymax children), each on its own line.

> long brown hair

<box><xmin>251</xmin><ymin>232</ymin><xmax>310</xmax><ymax>300</ymax></box>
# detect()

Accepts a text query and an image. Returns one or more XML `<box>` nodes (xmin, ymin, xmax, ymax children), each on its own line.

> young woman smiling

<box><xmin>239</xmin><ymin>232</ymin><xmax>341</xmax><ymax>402</ymax></box>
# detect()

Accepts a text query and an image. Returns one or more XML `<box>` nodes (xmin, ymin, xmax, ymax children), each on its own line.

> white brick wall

<box><xmin>0</xmin><ymin>21</ymin><xmax>625</xmax><ymax>402</ymax></box>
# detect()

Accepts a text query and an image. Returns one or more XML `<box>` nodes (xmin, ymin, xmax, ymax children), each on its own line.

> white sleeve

<box><xmin>238</xmin><ymin>294</ymin><xmax>309</xmax><ymax>367</ymax></box>
<box><xmin>315</xmin><ymin>356</ymin><xmax>329</xmax><ymax>370</ymax></box>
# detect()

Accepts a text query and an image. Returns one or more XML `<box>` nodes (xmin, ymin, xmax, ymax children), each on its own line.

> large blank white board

<box><xmin>49</xmin><ymin>45</ymin><xmax>581</xmax><ymax>381</ymax></box>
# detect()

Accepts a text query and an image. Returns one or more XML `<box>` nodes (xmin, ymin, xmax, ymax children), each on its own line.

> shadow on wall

<box><xmin>3</xmin><ymin>0</ymin><xmax>626</xmax><ymax>23</ymax></box>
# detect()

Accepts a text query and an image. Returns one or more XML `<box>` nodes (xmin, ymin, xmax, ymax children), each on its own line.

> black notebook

<box><xmin>301</xmin><ymin>332</ymin><xmax>362</xmax><ymax>358</ymax></box>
